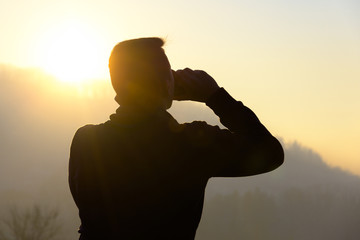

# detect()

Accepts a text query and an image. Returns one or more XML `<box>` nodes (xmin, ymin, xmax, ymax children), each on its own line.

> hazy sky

<box><xmin>1</xmin><ymin>0</ymin><xmax>359</xmax><ymax>175</ymax></box>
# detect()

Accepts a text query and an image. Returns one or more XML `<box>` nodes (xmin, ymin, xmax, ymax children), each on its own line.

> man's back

<box><xmin>70</xmin><ymin>110</ymin><xmax>213</xmax><ymax>239</ymax></box>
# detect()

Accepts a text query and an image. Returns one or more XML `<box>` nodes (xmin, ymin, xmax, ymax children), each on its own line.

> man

<box><xmin>69</xmin><ymin>37</ymin><xmax>284</xmax><ymax>240</ymax></box>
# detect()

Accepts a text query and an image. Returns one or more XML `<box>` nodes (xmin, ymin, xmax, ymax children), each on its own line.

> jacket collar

<box><xmin>109</xmin><ymin>107</ymin><xmax>179</xmax><ymax>127</ymax></box>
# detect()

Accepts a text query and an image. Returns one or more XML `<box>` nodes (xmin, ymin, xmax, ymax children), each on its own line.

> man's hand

<box><xmin>173</xmin><ymin>68</ymin><xmax>220</xmax><ymax>102</ymax></box>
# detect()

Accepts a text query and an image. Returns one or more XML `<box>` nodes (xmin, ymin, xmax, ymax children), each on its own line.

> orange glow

<box><xmin>34</xmin><ymin>19</ymin><xmax>110</xmax><ymax>85</ymax></box>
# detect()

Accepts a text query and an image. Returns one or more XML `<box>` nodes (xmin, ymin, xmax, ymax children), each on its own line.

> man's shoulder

<box><xmin>72</xmin><ymin>123</ymin><xmax>107</xmax><ymax>143</ymax></box>
<box><xmin>75</xmin><ymin>124</ymin><xmax>101</xmax><ymax>135</ymax></box>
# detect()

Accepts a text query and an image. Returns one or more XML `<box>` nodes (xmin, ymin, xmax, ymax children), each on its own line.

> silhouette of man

<box><xmin>69</xmin><ymin>37</ymin><xmax>284</xmax><ymax>240</ymax></box>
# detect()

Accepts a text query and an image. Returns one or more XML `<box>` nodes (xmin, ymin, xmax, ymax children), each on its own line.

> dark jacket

<box><xmin>69</xmin><ymin>88</ymin><xmax>284</xmax><ymax>240</ymax></box>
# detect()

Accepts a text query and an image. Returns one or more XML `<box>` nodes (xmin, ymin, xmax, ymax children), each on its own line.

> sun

<box><xmin>35</xmin><ymin>19</ymin><xmax>111</xmax><ymax>85</ymax></box>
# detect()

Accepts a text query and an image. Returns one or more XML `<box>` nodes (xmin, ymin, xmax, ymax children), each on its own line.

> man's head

<box><xmin>109</xmin><ymin>37</ymin><xmax>174</xmax><ymax>110</ymax></box>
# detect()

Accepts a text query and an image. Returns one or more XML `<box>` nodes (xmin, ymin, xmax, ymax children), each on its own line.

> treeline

<box><xmin>3</xmin><ymin>186</ymin><xmax>358</xmax><ymax>240</ymax></box>
<box><xmin>197</xmin><ymin>188</ymin><xmax>360</xmax><ymax>240</ymax></box>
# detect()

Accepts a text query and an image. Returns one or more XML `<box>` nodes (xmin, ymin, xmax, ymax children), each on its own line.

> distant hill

<box><xmin>196</xmin><ymin>142</ymin><xmax>360</xmax><ymax>240</ymax></box>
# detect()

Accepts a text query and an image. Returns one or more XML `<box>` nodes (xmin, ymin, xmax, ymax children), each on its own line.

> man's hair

<box><xmin>109</xmin><ymin>37</ymin><xmax>171</xmax><ymax>108</ymax></box>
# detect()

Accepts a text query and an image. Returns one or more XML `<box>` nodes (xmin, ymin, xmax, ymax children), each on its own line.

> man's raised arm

<box><xmin>173</xmin><ymin>68</ymin><xmax>284</xmax><ymax>177</ymax></box>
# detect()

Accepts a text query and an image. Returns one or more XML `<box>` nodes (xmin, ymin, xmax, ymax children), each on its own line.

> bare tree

<box><xmin>0</xmin><ymin>205</ymin><xmax>62</xmax><ymax>240</ymax></box>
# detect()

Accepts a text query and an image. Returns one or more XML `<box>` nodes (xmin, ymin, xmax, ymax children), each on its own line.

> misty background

<box><xmin>1</xmin><ymin>64</ymin><xmax>359</xmax><ymax>239</ymax></box>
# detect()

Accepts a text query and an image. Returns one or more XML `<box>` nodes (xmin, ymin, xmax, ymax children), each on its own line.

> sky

<box><xmin>0</xmin><ymin>0</ymin><xmax>359</xmax><ymax>175</ymax></box>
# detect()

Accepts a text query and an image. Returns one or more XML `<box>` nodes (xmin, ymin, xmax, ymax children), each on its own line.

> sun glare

<box><xmin>35</xmin><ymin>19</ymin><xmax>110</xmax><ymax>85</ymax></box>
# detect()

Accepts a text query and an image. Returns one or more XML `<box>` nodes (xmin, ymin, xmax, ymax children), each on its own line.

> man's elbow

<box><xmin>261</xmin><ymin>136</ymin><xmax>284</xmax><ymax>173</ymax></box>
